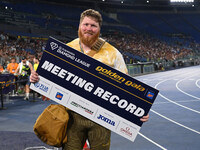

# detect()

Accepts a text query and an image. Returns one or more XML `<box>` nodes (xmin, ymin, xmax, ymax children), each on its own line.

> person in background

<box><xmin>33</xmin><ymin>55</ymin><xmax>43</xmax><ymax>99</ymax></box>
<box><xmin>7</xmin><ymin>58</ymin><xmax>19</xmax><ymax>74</ymax></box>
<box><xmin>7</xmin><ymin>58</ymin><xmax>19</xmax><ymax>96</ymax></box>
<box><xmin>15</xmin><ymin>56</ymin><xmax>33</xmax><ymax>100</ymax></box>
<box><xmin>33</xmin><ymin>55</ymin><xmax>39</xmax><ymax>71</ymax></box>
<box><xmin>0</xmin><ymin>64</ymin><xmax>4</xmax><ymax>73</ymax></box>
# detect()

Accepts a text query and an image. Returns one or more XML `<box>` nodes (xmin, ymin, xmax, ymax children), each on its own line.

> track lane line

<box><xmin>154</xmin><ymin>99</ymin><xmax>200</xmax><ymax>104</ymax></box>
<box><xmin>195</xmin><ymin>79</ymin><xmax>200</xmax><ymax>89</ymax></box>
<box><xmin>155</xmin><ymin>79</ymin><xmax>200</xmax><ymax>114</ymax></box>
<box><xmin>136</xmin><ymin>66</ymin><xmax>200</xmax><ymax>81</ymax></box>
<box><xmin>136</xmin><ymin>71</ymin><xmax>185</xmax><ymax>81</ymax></box>
<box><xmin>150</xmin><ymin>109</ymin><xmax>200</xmax><ymax>135</ymax></box>
<box><xmin>158</xmin><ymin>93</ymin><xmax>200</xmax><ymax>114</ymax></box>
<box><xmin>138</xmin><ymin>132</ymin><xmax>167</xmax><ymax>150</ymax></box>
<box><xmin>176</xmin><ymin>78</ymin><xmax>200</xmax><ymax>101</ymax></box>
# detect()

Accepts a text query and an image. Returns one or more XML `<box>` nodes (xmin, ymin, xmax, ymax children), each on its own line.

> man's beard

<box><xmin>78</xmin><ymin>29</ymin><xmax>100</xmax><ymax>47</ymax></box>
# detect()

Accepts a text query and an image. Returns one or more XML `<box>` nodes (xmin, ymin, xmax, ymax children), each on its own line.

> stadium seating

<box><xmin>0</xmin><ymin>1</ymin><xmax>199</xmax><ymax>64</ymax></box>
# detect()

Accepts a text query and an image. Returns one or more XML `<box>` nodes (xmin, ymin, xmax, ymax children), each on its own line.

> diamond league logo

<box><xmin>50</xmin><ymin>42</ymin><xmax>58</xmax><ymax>50</ymax></box>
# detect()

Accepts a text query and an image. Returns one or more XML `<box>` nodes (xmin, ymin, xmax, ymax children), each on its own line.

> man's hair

<box><xmin>80</xmin><ymin>9</ymin><xmax>102</xmax><ymax>27</ymax></box>
<box><xmin>34</xmin><ymin>54</ymin><xmax>39</xmax><ymax>60</ymax></box>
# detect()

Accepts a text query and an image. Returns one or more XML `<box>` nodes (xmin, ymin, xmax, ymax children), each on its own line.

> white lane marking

<box><xmin>154</xmin><ymin>99</ymin><xmax>200</xmax><ymax>104</ymax></box>
<box><xmin>135</xmin><ymin>69</ymin><xmax>186</xmax><ymax>80</ymax></box>
<box><xmin>155</xmin><ymin>79</ymin><xmax>200</xmax><ymax>114</ymax></box>
<box><xmin>196</xmin><ymin>79</ymin><xmax>200</xmax><ymax>88</ymax></box>
<box><xmin>158</xmin><ymin>93</ymin><xmax>200</xmax><ymax>114</ymax></box>
<box><xmin>151</xmin><ymin>109</ymin><xmax>200</xmax><ymax>135</ymax></box>
<box><xmin>176</xmin><ymin>78</ymin><xmax>200</xmax><ymax>101</ymax></box>
<box><xmin>138</xmin><ymin>67</ymin><xmax>200</xmax><ymax>81</ymax></box>
<box><xmin>138</xmin><ymin>132</ymin><xmax>167</xmax><ymax>150</ymax></box>
<box><xmin>24</xmin><ymin>146</ymin><xmax>57</xmax><ymax>150</ymax></box>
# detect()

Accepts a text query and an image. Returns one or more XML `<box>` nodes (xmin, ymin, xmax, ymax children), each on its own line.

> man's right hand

<box><xmin>30</xmin><ymin>70</ymin><xmax>39</xmax><ymax>83</ymax></box>
<box><xmin>30</xmin><ymin>71</ymin><xmax>50</xmax><ymax>101</ymax></box>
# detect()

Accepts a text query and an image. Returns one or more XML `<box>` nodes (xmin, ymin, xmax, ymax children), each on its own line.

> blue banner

<box><xmin>0</xmin><ymin>74</ymin><xmax>15</xmax><ymax>94</ymax></box>
<box><xmin>31</xmin><ymin>37</ymin><xmax>159</xmax><ymax>141</ymax></box>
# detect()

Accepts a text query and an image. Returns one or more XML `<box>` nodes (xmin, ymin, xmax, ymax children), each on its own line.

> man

<box><xmin>7</xmin><ymin>58</ymin><xmax>19</xmax><ymax>95</ymax></box>
<box><xmin>0</xmin><ymin>64</ymin><xmax>4</xmax><ymax>73</ymax></box>
<box><xmin>30</xmin><ymin>9</ymin><xmax>149</xmax><ymax>150</ymax></box>
<box><xmin>33</xmin><ymin>55</ymin><xmax>39</xmax><ymax>71</ymax></box>
<box><xmin>15</xmin><ymin>56</ymin><xmax>33</xmax><ymax>100</ymax></box>
<box><xmin>7</xmin><ymin>58</ymin><xmax>18</xmax><ymax>74</ymax></box>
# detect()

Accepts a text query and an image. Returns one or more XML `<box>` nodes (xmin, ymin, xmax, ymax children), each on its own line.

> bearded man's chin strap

<box><xmin>91</xmin><ymin>38</ymin><xmax>106</xmax><ymax>51</ymax></box>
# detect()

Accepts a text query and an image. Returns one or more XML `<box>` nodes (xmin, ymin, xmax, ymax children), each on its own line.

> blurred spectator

<box><xmin>0</xmin><ymin>64</ymin><xmax>4</xmax><ymax>73</ymax></box>
<box><xmin>15</xmin><ymin>56</ymin><xmax>33</xmax><ymax>100</ymax></box>
<box><xmin>0</xmin><ymin>31</ymin><xmax>198</xmax><ymax>72</ymax></box>
<box><xmin>33</xmin><ymin>55</ymin><xmax>40</xmax><ymax>71</ymax></box>
<box><xmin>7</xmin><ymin>58</ymin><xmax>19</xmax><ymax>95</ymax></box>
<box><xmin>7</xmin><ymin>58</ymin><xmax>19</xmax><ymax>74</ymax></box>
<box><xmin>33</xmin><ymin>55</ymin><xmax>41</xmax><ymax>98</ymax></box>
<box><xmin>0</xmin><ymin>32</ymin><xmax>46</xmax><ymax>59</ymax></box>
<box><xmin>103</xmin><ymin>33</ymin><xmax>195</xmax><ymax>63</ymax></box>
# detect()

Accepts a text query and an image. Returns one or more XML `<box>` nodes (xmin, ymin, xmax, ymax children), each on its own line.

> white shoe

<box><xmin>24</xmin><ymin>97</ymin><xmax>29</xmax><ymax>101</ymax></box>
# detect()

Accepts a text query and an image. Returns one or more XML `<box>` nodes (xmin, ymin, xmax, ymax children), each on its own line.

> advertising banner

<box><xmin>30</xmin><ymin>37</ymin><xmax>159</xmax><ymax>141</ymax></box>
<box><xmin>0</xmin><ymin>74</ymin><xmax>15</xmax><ymax>94</ymax></box>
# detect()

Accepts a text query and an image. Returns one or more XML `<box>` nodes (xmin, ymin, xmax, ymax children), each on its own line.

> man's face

<box><xmin>11</xmin><ymin>59</ymin><xmax>15</xmax><ymax>63</ymax></box>
<box><xmin>22</xmin><ymin>59</ymin><xmax>26</xmax><ymax>63</ymax></box>
<box><xmin>33</xmin><ymin>58</ymin><xmax>37</xmax><ymax>63</ymax></box>
<box><xmin>78</xmin><ymin>16</ymin><xmax>100</xmax><ymax>47</ymax></box>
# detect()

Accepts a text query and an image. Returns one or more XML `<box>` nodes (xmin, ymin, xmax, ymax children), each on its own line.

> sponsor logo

<box><xmin>146</xmin><ymin>91</ymin><xmax>154</xmax><ymax>99</ymax></box>
<box><xmin>97</xmin><ymin>114</ymin><xmax>115</xmax><ymax>126</ymax></box>
<box><xmin>120</xmin><ymin>127</ymin><xmax>133</xmax><ymax>137</ymax></box>
<box><xmin>50</xmin><ymin>42</ymin><xmax>58</xmax><ymax>50</ymax></box>
<box><xmin>34</xmin><ymin>82</ymin><xmax>40</xmax><ymax>88</ymax></box>
<box><xmin>55</xmin><ymin>92</ymin><xmax>63</xmax><ymax>100</ymax></box>
<box><xmin>34</xmin><ymin>82</ymin><xmax>48</xmax><ymax>92</ymax></box>
<box><xmin>56</xmin><ymin>46</ymin><xmax>75</xmax><ymax>60</ymax></box>
<box><xmin>95</xmin><ymin>66</ymin><xmax>125</xmax><ymax>83</ymax></box>
<box><xmin>70</xmin><ymin>101</ymin><xmax>94</xmax><ymax>115</ymax></box>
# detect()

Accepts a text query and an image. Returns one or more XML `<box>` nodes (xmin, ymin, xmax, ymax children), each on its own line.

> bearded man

<box><xmin>30</xmin><ymin>9</ymin><xmax>149</xmax><ymax>150</ymax></box>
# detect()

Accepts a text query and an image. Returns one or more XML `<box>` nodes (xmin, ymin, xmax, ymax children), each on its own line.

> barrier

<box><xmin>0</xmin><ymin>74</ymin><xmax>36</xmax><ymax>110</ymax></box>
<box><xmin>127</xmin><ymin>63</ymin><xmax>155</xmax><ymax>76</ymax></box>
<box><xmin>0</xmin><ymin>74</ymin><xmax>15</xmax><ymax>94</ymax></box>
<box><xmin>127</xmin><ymin>64</ymin><xmax>141</xmax><ymax>76</ymax></box>
<box><xmin>127</xmin><ymin>57</ymin><xmax>200</xmax><ymax>76</ymax></box>
<box><xmin>143</xmin><ymin>64</ymin><xmax>154</xmax><ymax>73</ymax></box>
<box><xmin>0</xmin><ymin>74</ymin><xmax>15</xmax><ymax>109</ymax></box>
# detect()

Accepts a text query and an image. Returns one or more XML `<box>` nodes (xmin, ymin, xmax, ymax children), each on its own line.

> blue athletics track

<box><xmin>0</xmin><ymin>65</ymin><xmax>200</xmax><ymax>150</ymax></box>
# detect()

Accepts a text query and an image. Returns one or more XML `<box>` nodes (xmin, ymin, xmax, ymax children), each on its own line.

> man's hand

<box><xmin>30</xmin><ymin>70</ymin><xmax>39</xmax><ymax>83</ymax></box>
<box><xmin>30</xmin><ymin>71</ymin><xmax>50</xmax><ymax>101</ymax></box>
<box><xmin>140</xmin><ymin>114</ymin><xmax>149</xmax><ymax>122</ymax></box>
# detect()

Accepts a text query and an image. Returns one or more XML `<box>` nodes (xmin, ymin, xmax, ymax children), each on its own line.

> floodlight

<box><xmin>170</xmin><ymin>0</ymin><xmax>194</xmax><ymax>2</ymax></box>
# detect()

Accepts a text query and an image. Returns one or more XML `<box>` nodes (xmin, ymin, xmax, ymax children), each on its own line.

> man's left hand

<box><xmin>140</xmin><ymin>114</ymin><xmax>149</xmax><ymax>122</ymax></box>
